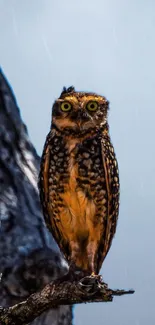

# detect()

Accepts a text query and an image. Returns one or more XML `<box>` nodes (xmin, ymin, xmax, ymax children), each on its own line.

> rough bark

<box><xmin>0</xmin><ymin>276</ymin><xmax>134</xmax><ymax>325</ymax></box>
<box><xmin>0</xmin><ymin>69</ymin><xmax>72</xmax><ymax>325</ymax></box>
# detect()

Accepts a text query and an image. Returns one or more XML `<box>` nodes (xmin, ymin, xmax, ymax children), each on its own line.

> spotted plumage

<box><xmin>39</xmin><ymin>87</ymin><xmax>120</xmax><ymax>275</ymax></box>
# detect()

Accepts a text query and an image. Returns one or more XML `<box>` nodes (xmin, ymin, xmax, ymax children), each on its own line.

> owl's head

<box><xmin>52</xmin><ymin>86</ymin><xmax>109</xmax><ymax>135</ymax></box>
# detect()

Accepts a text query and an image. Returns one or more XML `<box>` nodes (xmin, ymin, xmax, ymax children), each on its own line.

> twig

<box><xmin>0</xmin><ymin>276</ymin><xmax>134</xmax><ymax>325</ymax></box>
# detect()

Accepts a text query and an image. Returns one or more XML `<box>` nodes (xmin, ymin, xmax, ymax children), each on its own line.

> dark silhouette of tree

<box><xmin>0</xmin><ymin>69</ymin><xmax>72</xmax><ymax>325</ymax></box>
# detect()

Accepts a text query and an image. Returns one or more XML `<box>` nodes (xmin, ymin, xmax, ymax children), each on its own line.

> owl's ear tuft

<box><xmin>60</xmin><ymin>86</ymin><xmax>75</xmax><ymax>96</ymax></box>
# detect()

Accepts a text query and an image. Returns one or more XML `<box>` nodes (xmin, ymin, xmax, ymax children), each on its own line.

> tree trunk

<box><xmin>0</xmin><ymin>69</ymin><xmax>72</xmax><ymax>325</ymax></box>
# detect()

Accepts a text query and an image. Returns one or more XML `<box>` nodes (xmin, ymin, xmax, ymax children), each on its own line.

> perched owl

<box><xmin>39</xmin><ymin>87</ymin><xmax>119</xmax><ymax>277</ymax></box>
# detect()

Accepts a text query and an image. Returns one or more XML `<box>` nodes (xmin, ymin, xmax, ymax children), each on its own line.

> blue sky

<box><xmin>1</xmin><ymin>0</ymin><xmax>155</xmax><ymax>324</ymax></box>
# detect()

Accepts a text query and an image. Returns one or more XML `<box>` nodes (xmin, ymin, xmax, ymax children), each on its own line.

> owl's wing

<box><xmin>38</xmin><ymin>131</ymin><xmax>69</xmax><ymax>259</ymax></box>
<box><xmin>96</xmin><ymin>133</ymin><xmax>120</xmax><ymax>273</ymax></box>
<box><xmin>38</xmin><ymin>131</ymin><xmax>53</xmax><ymax>231</ymax></box>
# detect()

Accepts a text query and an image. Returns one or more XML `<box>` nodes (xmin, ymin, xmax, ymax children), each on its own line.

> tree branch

<box><xmin>0</xmin><ymin>276</ymin><xmax>134</xmax><ymax>325</ymax></box>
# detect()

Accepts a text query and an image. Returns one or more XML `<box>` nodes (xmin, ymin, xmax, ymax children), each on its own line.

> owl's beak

<box><xmin>76</xmin><ymin>120</ymin><xmax>82</xmax><ymax>128</ymax></box>
<box><xmin>70</xmin><ymin>110</ymin><xmax>89</xmax><ymax>129</ymax></box>
<box><xmin>76</xmin><ymin>110</ymin><xmax>89</xmax><ymax>124</ymax></box>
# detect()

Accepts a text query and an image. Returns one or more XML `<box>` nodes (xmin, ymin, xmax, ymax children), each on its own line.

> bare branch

<box><xmin>0</xmin><ymin>276</ymin><xmax>134</xmax><ymax>325</ymax></box>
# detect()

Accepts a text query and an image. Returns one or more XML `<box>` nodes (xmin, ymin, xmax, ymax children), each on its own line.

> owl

<box><xmin>39</xmin><ymin>87</ymin><xmax>120</xmax><ymax>278</ymax></box>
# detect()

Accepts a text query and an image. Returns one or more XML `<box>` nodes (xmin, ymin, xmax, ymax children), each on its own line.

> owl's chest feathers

<box><xmin>59</xmin><ymin>137</ymin><xmax>96</xmax><ymax>228</ymax></box>
<box><xmin>66</xmin><ymin>137</ymin><xmax>79</xmax><ymax>191</ymax></box>
<box><xmin>48</xmin><ymin>134</ymin><xmax>108</xmax><ymax>237</ymax></box>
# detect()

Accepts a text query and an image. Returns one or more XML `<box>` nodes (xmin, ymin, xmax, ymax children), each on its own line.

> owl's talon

<box><xmin>91</xmin><ymin>273</ymin><xmax>103</xmax><ymax>283</ymax></box>
<box><xmin>78</xmin><ymin>275</ymin><xmax>102</xmax><ymax>294</ymax></box>
<box><xmin>91</xmin><ymin>273</ymin><xmax>108</xmax><ymax>289</ymax></box>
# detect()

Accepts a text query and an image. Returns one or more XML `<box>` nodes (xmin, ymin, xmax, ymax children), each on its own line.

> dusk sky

<box><xmin>1</xmin><ymin>0</ymin><xmax>155</xmax><ymax>324</ymax></box>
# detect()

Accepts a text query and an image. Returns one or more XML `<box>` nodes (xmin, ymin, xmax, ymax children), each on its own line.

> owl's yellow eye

<box><xmin>60</xmin><ymin>102</ymin><xmax>72</xmax><ymax>112</ymax></box>
<box><xmin>86</xmin><ymin>101</ymin><xmax>98</xmax><ymax>112</ymax></box>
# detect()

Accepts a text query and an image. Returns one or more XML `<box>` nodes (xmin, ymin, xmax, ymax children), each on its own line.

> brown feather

<box><xmin>39</xmin><ymin>90</ymin><xmax>120</xmax><ymax>275</ymax></box>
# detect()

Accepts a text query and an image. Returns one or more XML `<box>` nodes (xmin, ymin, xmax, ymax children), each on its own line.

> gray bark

<box><xmin>0</xmin><ymin>276</ymin><xmax>134</xmax><ymax>325</ymax></box>
<box><xmin>0</xmin><ymin>69</ymin><xmax>72</xmax><ymax>325</ymax></box>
